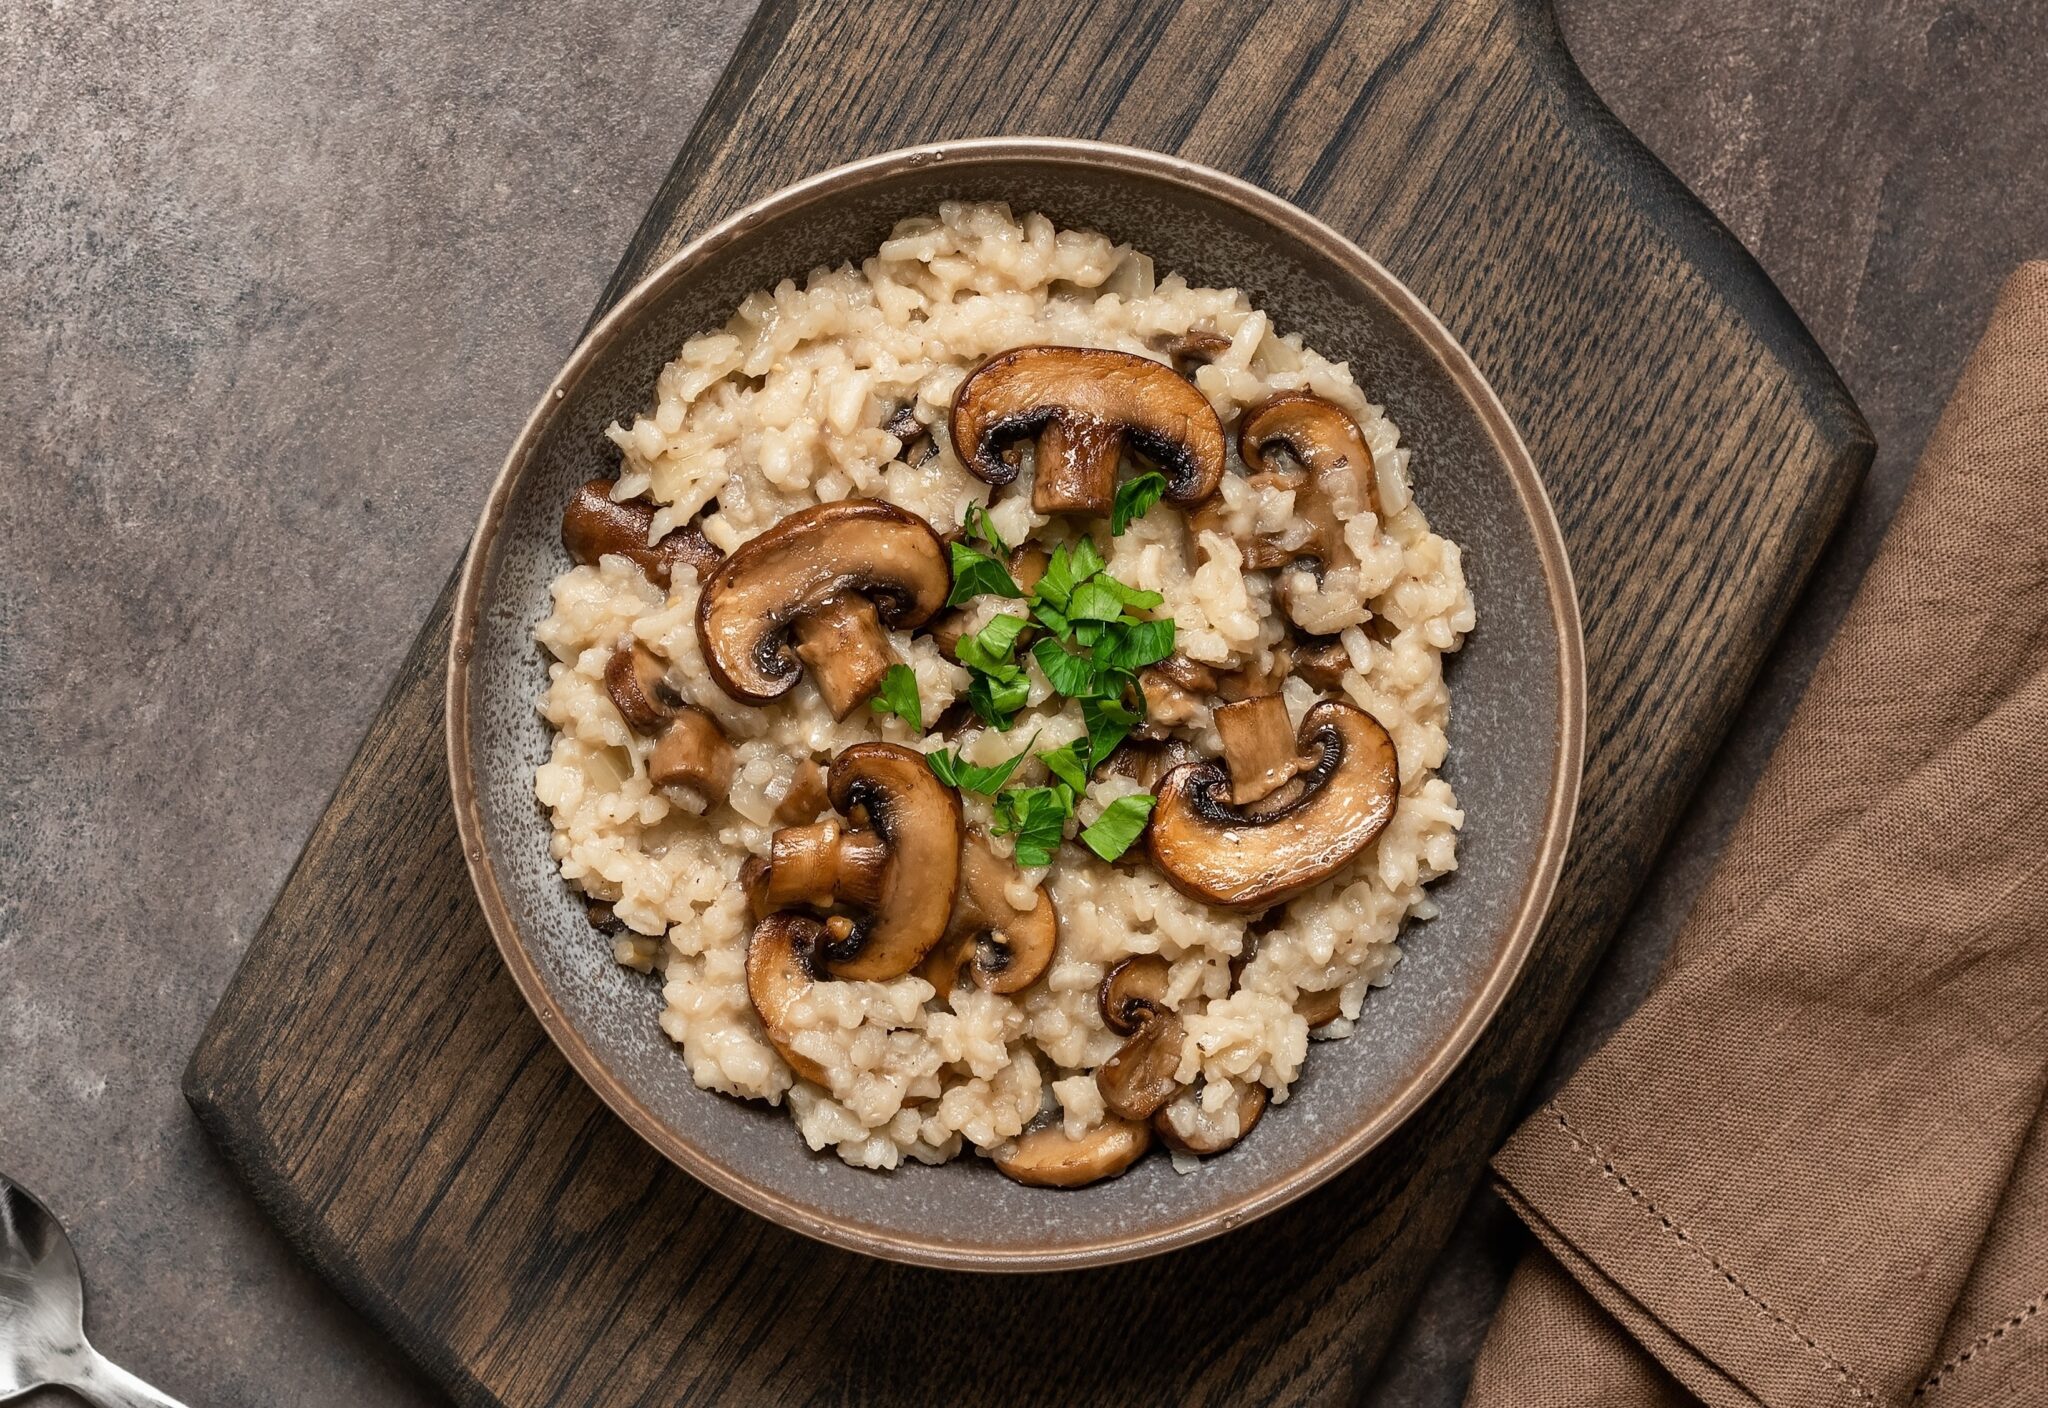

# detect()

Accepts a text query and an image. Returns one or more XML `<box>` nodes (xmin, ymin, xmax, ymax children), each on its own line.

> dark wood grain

<box><xmin>184</xmin><ymin>0</ymin><xmax>1871</xmax><ymax>1403</ymax></box>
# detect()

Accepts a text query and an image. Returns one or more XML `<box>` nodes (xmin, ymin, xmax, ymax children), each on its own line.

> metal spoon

<box><xmin>1</xmin><ymin>1174</ymin><xmax>187</xmax><ymax>1407</ymax></box>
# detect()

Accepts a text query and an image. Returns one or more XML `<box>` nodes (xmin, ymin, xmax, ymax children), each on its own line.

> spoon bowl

<box><xmin>1</xmin><ymin>1174</ymin><xmax>187</xmax><ymax>1408</ymax></box>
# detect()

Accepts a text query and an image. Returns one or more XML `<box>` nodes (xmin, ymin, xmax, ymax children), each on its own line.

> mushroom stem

<box><xmin>1213</xmin><ymin>694</ymin><xmax>1303</xmax><ymax>806</ymax></box>
<box><xmin>648</xmin><ymin>707</ymin><xmax>735</xmax><ymax>806</ymax></box>
<box><xmin>1032</xmin><ymin>416</ymin><xmax>1127</xmax><ymax>514</ymax></box>
<box><xmin>748</xmin><ymin>820</ymin><xmax>889</xmax><ymax>915</ymax></box>
<box><xmin>790</xmin><ymin>595</ymin><xmax>897</xmax><ymax>719</ymax></box>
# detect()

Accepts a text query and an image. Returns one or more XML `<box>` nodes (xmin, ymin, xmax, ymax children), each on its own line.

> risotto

<box><xmin>533</xmin><ymin>203</ymin><xmax>1473</xmax><ymax>1184</ymax></box>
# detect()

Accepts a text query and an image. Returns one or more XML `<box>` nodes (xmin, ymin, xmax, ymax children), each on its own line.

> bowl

<box><xmin>448</xmin><ymin>138</ymin><xmax>1583</xmax><ymax>1271</ymax></box>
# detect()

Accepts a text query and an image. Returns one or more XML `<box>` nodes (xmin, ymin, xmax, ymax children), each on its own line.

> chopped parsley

<box><xmin>1111</xmin><ymin>471</ymin><xmax>1168</xmax><ymax>535</ymax></box>
<box><xmin>869</xmin><ymin>663</ymin><xmax>923</xmax><ymax>730</ymax></box>
<box><xmin>954</xmin><ymin>612</ymin><xmax>1029</xmax><ymax>675</ymax></box>
<box><xmin>991</xmin><ymin>784</ymin><xmax>1077</xmax><ymax>868</ymax></box>
<box><xmin>925</xmin><ymin>745</ymin><xmax>1031</xmax><ymax>795</ymax></box>
<box><xmin>1080</xmin><ymin>794</ymin><xmax>1157</xmax><ymax>861</ymax></box>
<box><xmin>947</xmin><ymin>540</ymin><xmax>1021</xmax><ymax>607</ymax></box>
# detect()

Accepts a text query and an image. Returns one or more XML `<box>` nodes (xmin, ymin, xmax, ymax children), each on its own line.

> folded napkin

<box><xmin>1466</xmin><ymin>263</ymin><xmax>2048</xmax><ymax>1408</ymax></box>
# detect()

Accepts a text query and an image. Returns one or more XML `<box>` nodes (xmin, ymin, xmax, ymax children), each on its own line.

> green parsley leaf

<box><xmin>1080</xmin><ymin>794</ymin><xmax>1157</xmax><ymax>861</ymax></box>
<box><xmin>1111</xmin><ymin>471</ymin><xmax>1168</xmax><ymax>535</ymax></box>
<box><xmin>1031</xmin><ymin>598</ymin><xmax>1071</xmax><ymax>638</ymax></box>
<box><xmin>869</xmin><ymin>663</ymin><xmax>923</xmax><ymax>730</ymax></box>
<box><xmin>1033</xmin><ymin>537</ymin><xmax>1106</xmax><ymax>612</ymax></box>
<box><xmin>954</xmin><ymin>612</ymin><xmax>1029</xmax><ymax>675</ymax></box>
<box><xmin>1031</xmin><ymin>636</ymin><xmax>1110</xmax><ymax>699</ymax></box>
<box><xmin>924</xmin><ymin>746</ymin><xmax>1029</xmax><ymax>795</ymax></box>
<box><xmin>1096</xmin><ymin>616</ymin><xmax>1177</xmax><ymax>671</ymax></box>
<box><xmin>1067</xmin><ymin>578</ymin><xmax>1128</xmax><ymax>623</ymax></box>
<box><xmin>1095</xmin><ymin>577</ymin><xmax>1165</xmax><ymax>612</ymax></box>
<box><xmin>1082</xmin><ymin>695</ymin><xmax>1140</xmax><ymax>766</ymax></box>
<box><xmin>947</xmin><ymin>540</ymin><xmax>1021</xmax><ymax>607</ymax></box>
<box><xmin>1038</xmin><ymin>740</ymin><xmax>1091</xmax><ymax>793</ymax></box>
<box><xmin>964</xmin><ymin>504</ymin><xmax>1007</xmax><ymax>554</ymax></box>
<box><xmin>992</xmin><ymin>785</ymin><xmax>1075</xmax><ymax>868</ymax></box>
<box><xmin>966</xmin><ymin>667</ymin><xmax>1031</xmax><ymax>729</ymax></box>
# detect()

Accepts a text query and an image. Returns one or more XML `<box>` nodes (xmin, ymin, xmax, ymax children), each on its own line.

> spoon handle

<box><xmin>58</xmin><ymin>1347</ymin><xmax>190</xmax><ymax>1408</ymax></box>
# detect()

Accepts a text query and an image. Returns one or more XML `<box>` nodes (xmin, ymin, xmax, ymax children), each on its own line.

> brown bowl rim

<box><xmin>447</xmin><ymin>136</ymin><xmax>1585</xmax><ymax>1272</ymax></box>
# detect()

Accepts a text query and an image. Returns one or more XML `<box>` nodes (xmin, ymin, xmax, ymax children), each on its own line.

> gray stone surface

<box><xmin>0</xmin><ymin>3</ymin><xmax>2040</xmax><ymax>1406</ymax></box>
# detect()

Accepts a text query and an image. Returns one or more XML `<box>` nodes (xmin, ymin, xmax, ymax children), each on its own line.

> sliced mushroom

<box><xmin>950</xmin><ymin>346</ymin><xmax>1226</xmax><ymax>515</ymax></box>
<box><xmin>1008</xmin><ymin>543</ymin><xmax>1051</xmax><ymax>594</ymax></box>
<box><xmin>1240</xmin><ymin>392</ymin><xmax>1380</xmax><ymax>573</ymax></box>
<box><xmin>1103</xmin><ymin>738</ymin><xmax>1199</xmax><ymax>790</ymax></box>
<box><xmin>742</xmin><ymin>742</ymin><xmax>961</xmax><ymax>980</ymax></box>
<box><xmin>1148</xmin><ymin>699</ymin><xmax>1399</xmax><ymax>909</ymax></box>
<box><xmin>696</xmin><ymin>500</ymin><xmax>950</xmax><ymax>719</ymax></box>
<box><xmin>1096</xmin><ymin>1008</ymin><xmax>1186</xmax><ymax>1120</ymax></box>
<box><xmin>1296</xmin><ymin>987</ymin><xmax>1345</xmax><ymax>1028</ymax></box>
<box><xmin>1138</xmin><ymin>653</ymin><xmax>1215</xmax><ymax>735</ymax></box>
<box><xmin>1099</xmin><ymin>954</ymin><xmax>1171</xmax><ymax>1035</ymax></box>
<box><xmin>994</xmin><ymin>1116</ymin><xmax>1153</xmax><ymax>1188</ymax></box>
<box><xmin>744</xmin><ymin>912</ymin><xmax>830</xmax><ymax>1086</ymax></box>
<box><xmin>1216</xmin><ymin>645</ymin><xmax>1292</xmax><ymax>701</ymax></box>
<box><xmin>603</xmin><ymin>641</ymin><xmax>681</xmax><ymax>731</ymax></box>
<box><xmin>1154</xmin><ymin>327</ymin><xmax>1232</xmax><ymax>374</ymax></box>
<box><xmin>648</xmin><ymin>707</ymin><xmax>735</xmax><ymax>805</ymax></box>
<box><xmin>562</xmin><ymin>479</ymin><xmax>723</xmax><ymax>587</ymax></box>
<box><xmin>922</xmin><ymin>830</ymin><xmax>1057</xmax><ymax>999</ymax></box>
<box><xmin>1213</xmin><ymin>694</ymin><xmax>1304</xmax><ymax>806</ymax></box>
<box><xmin>770</xmin><ymin>758</ymin><xmax>829</xmax><ymax>825</ymax></box>
<box><xmin>1293</xmin><ymin>636</ymin><xmax>1353</xmax><ymax>691</ymax></box>
<box><xmin>1154</xmin><ymin>1081</ymin><xmax>1268</xmax><ymax>1156</ymax></box>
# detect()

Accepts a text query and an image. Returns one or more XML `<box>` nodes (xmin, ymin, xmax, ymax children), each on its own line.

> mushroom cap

<box><xmin>744</xmin><ymin>912</ymin><xmax>830</xmax><ymax>1087</ymax></box>
<box><xmin>949</xmin><ymin>346</ymin><xmax>1226</xmax><ymax>512</ymax></box>
<box><xmin>1147</xmin><ymin>699</ymin><xmax>1400</xmax><ymax>910</ymax></box>
<box><xmin>648</xmin><ymin>706</ymin><xmax>736</xmax><ymax>804</ymax></box>
<box><xmin>604</xmin><ymin>641</ymin><xmax>681</xmax><ymax>732</ymax></box>
<box><xmin>1236</xmin><ymin>392</ymin><xmax>1380</xmax><ymax>519</ymax></box>
<box><xmin>1154</xmin><ymin>1081</ymin><xmax>1268</xmax><ymax>1156</ymax></box>
<box><xmin>946</xmin><ymin>829</ymin><xmax>1057</xmax><ymax>996</ymax></box>
<box><xmin>695</xmin><ymin>499</ymin><xmax>950</xmax><ymax>707</ymax></box>
<box><xmin>1096</xmin><ymin>1010</ymin><xmax>1187</xmax><ymax>1120</ymax></box>
<box><xmin>816</xmin><ymin>742</ymin><xmax>962</xmax><ymax>980</ymax></box>
<box><xmin>1098</xmin><ymin>954</ymin><xmax>1171</xmax><ymax>1036</ymax></box>
<box><xmin>563</xmin><ymin>479</ymin><xmax>723</xmax><ymax>586</ymax></box>
<box><xmin>994</xmin><ymin>1116</ymin><xmax>1153</xmax><ymax>1188</ymax></box>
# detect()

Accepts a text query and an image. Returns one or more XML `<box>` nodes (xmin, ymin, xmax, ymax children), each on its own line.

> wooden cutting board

<box><xmin>185</xmin><ymin>1</ymin><xmax>1872</xmax><ymax>1403</ymax></box>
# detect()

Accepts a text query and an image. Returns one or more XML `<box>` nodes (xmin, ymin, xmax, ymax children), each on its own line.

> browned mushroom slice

<box><xmin>648</xmin><ymin>707</ymin><xmax>735</xmax><ymax>805</ymax></box>
<box><xmin>770</xmin><ymin>758</ymin><xmax>829</xmax><ymax>825</ymax></box>
<box><xmin>1007</xmin><ymin>543</ymin><xmax>1051</xmax><ymax>594</ymax></box>
<box><xmin>1213</xmin><ymin>694</ymin><xmax>1305</xmax><ymax>806</ymax></box>
<box><xmin>1215</xmin><ymin>645</ymin><xmax>1292</xmax><ymax>701</ymax></box>
<box><xmin>695</xmin><ymin>500</ymin><xmax>950</xmax><ymax>719</ymax></box>
<box><xmin>1293</xmin><ymin>636</ymin><xmax>1353</xmax><ymax>691</ymax></box>
<box><xmin>1148</xmin><ymin>700</ymin><xmax>1399</xmax><ymax>910</ymax></box>
<box><xmin>1233</xmin><ymin>392</ymin><xmax>1381</xmax><ymax>574</ymax></box>
<box><xmin>1154</xmin><ymin>1081</ymin><xmax>1268</xmax><ymax>1156</ymax></box>
<box><xmin>1102</xmin><ymin>738</ymin><xmax>1199</xmax><ymax>791</ymax></box>
<box><xmin>1154</xmin><ymin>327</ymin><xmax>1233</xmax><ymax>374</ymax></box>
<box><xmin>949</xmin><ymin>346</ymin><xmax>1227</xmax><ymax>515</ymax></box>
<box><xmin>1098</xmin><ymin>954</ymin><xmax>1171</xmax><ymax>1036</ymax></box>
<box><xmin>603</xmin><ymin>641</ymin><xmax>680</xmax><ymax>731</ymax></box>
<box><xmin>994</xmin><ymin>1116</ymin><xmax>1153</xmax><ymax>1188</ymax></box>
<box><xmin>743</xmin><ymin>743</ymin><xmax>962</xmax><ymax>980</ymax></box>
<box><xmin>562</xmin><ymin>479</ymin><xmax>723</xmax><ymax>587</ymax></box>
<box><xmin>1137</xmin><ymin>652</ymin><xmax>1215</xmax><ymax>735</ymax></box>
<box><xmin>1097</xmin><ymin>1009</ymin><xmax>1186</xmax><ymax>1120</ymax></box>
<box><xmin>1296</xmin><ymin>987</ymin><xmax>1345</xmax><ymax>1028</ymax></box>
<box><xmin>744</xmin><ymin>912</ymin><xmax>831</xmax><ymax>1086</ymax></box>
<box><xmin>953</xmin><ymin>831</ymin><xmax>1057</xmax><ymax>994</ymax></box>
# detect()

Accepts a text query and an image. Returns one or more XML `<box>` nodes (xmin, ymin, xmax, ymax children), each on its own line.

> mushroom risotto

<box><xmin>534</xmin><ymin>202</ymin><xmax>1473</xmax><ymax>1185</ymax></box>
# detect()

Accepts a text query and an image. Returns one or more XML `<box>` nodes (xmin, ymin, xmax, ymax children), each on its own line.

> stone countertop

<box><xmin>1</xmin><ymin>3</ymin><xmax>2040</xmax><ymax>1404</ymax></box>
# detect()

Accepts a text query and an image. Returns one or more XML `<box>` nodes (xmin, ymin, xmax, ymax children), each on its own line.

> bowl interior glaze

<box><xmin>450</xmin><ymin>140</ymin><xmax>1582</xmax><ymax>1271</ymax></box>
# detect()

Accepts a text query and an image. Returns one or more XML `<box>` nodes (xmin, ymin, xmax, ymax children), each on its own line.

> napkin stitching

<box><xmin>1913</xmin><ymin>1292</ymin><xmax>2044</xmax><ymax>1398</ymax></box>
<box><xmin>1546</xmin><ymin>1102</ymin><xmax>1879</xmax><ymax>1404</ymax></box>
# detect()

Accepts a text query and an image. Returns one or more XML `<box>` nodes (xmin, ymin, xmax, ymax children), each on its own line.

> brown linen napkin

<box><xmin>1466</xmin><ymin>262</ymin><xmax>2048</xmax><ymax>1408</ymax></box>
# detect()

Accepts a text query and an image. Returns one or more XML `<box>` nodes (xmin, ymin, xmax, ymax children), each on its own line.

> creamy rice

<box><xmin>533</xmin><ymin>202</ymin><xmax>1473</xmax><ymax>1173</ymax></box>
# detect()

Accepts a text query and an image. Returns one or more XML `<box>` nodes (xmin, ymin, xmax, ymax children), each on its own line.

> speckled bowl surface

<box><xmin>449</xmin><ymin>138</ymin><xmax>1583</xmax><ymax>1271</ymax></box>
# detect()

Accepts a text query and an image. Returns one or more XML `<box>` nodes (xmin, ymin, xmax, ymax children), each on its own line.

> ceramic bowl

<box><xmin>448</xmin><ymin>138</ymin><xmax>1583</xmax><ymax>1270</ymax></box>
